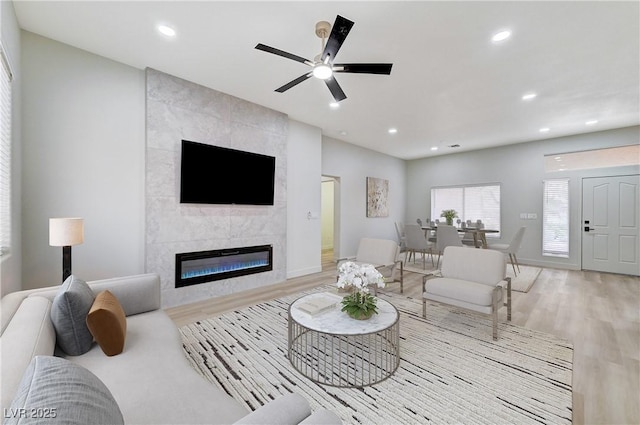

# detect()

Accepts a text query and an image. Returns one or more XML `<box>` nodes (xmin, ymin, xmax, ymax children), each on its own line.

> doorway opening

<box><xmin>321</xmin><ymin>176</ymin><xmax>340</xmax><ymax>271</ymax></box>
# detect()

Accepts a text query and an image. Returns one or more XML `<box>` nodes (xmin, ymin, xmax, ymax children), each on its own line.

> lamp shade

<box><xmin>49</xmin><ymin>218</ymin><xmax>84</xmax><ymax>247</ymax></box>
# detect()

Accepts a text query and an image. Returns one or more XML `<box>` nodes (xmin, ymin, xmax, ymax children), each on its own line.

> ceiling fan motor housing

<box><xmin>315</xmin><ymin>21</ymin><xmax>331</xmax><ymax>39</ymax></box>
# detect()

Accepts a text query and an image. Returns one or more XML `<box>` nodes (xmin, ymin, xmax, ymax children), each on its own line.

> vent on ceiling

<box><xmin>448</xmin><ymin>144</ymin><xmax>461</xmax><ymax>148</ymax></box>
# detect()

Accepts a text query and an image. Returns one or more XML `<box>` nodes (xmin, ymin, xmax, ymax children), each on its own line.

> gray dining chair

<box><xmin>404</xmin><ymin>224</ymin><xmax>434</xmax><ymax>269</ymax></box>
<box><xmin>487</xmin><ymin>227</ymin><xmax>526</xmax><ymax>275</ymax></box>
<box><xmin>394</xmin><ymin>221</ymin><xmax>407</xmax><ymax>252</ymax></box>
<box><xmin>435</xmin><ymin>224</ymin><xmax>464</xmax><ymax>268</ymax></box>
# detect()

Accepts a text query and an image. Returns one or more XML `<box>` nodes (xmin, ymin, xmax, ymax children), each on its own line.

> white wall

<box><xmin>287</xmin><ymin>120</ymin><xmax>322</xmax><ymax>278</ymax></box>
<box><xmin>0</xmin><ymin>0</ymin><xmax>21</xmax><ymax>296</ymax></box>
<box><xmin>20</xmin><ymin>32</ymin><xmax>146</xmax><ymax>289</ymax></box>
<box><xmin>322</xmin><ymin>136</ymin><xmax>407</xmax><ymax>258</ymax></box>
<box><xmin>407</xmin><ymin>126</ymin><xmax>640</xmax><ymax>269</ymax></box>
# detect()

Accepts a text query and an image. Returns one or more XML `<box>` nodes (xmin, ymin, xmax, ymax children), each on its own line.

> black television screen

<box><xmin>180</xmin><ymin>140</ymin><xmax>275</xmax><ymax>205</ymax></box>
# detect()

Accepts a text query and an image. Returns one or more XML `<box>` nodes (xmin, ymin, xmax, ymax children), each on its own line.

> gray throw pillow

<box><xmin>6</xmin><ymin>356</ymin><xmax>124</xmax><ymax>425</ymax></box>
<box><xmin>50</xmin><ymin>275</ymin><xmax>95</xmax><ymax>356</ymax></box>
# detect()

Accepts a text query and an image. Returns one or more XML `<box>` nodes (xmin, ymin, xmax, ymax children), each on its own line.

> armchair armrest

<box><xmin>232</xmin><ymin>393</ymin><xmax>311</xmax><ymax>425</ymax></box>
<box><xmin>421</xmin><ymin>270</ymin><xmax>441</xmax><ymax>292</ymax></box>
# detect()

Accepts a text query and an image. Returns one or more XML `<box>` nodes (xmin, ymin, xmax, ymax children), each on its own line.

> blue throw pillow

<box><xmin>50</xmin><ymin>275</ymin><xmax>95</xmax><ymax>356</ymax></box>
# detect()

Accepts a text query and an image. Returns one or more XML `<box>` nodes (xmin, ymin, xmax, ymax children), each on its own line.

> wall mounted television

<box><xmin>180</xmin><ymin>140</ymin><xmax>276</xmax><ymax>205</ymax></box>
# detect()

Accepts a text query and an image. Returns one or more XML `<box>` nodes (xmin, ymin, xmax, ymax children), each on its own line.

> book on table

<box><xmin>296</xmin><ymin>293</ymin><xmax>340</xmax><ymax>316</ymax></box>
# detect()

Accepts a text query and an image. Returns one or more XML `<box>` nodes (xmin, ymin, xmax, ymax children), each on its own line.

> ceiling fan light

<box><xmin>312</xmin><ymin>64</ymin><xmax>333</xmax><ymax>80</ymax></box>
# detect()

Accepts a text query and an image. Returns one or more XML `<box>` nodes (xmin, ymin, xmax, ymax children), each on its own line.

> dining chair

<box><xmin>394</xmin><ymin>221</ymin><xmax>406</xmax><ymax>252</ymax></box>
<box><xmin>487</xmin><ymin>226</ymin><xmax>526</xmax><ymax>275</ymax></box>
<box><xmin>435</xmin><ymin>224</ymin><xmax>464</xmax><ymax>268</ymax></box>
<box><xmin>404</xmin><ymin>224</ymin><xmax>434</xmax><ymax>269</ymax></box>
<box><xmin>460</xmin><ymin>221</ymin><xmax>476</xmax><ymax>247</ymax></box>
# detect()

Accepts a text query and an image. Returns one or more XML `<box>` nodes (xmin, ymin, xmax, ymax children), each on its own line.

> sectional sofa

<box><xmin>0</xmin><ymin>273</ymin><xmax>341</xmax><ymax>424</ymax></box>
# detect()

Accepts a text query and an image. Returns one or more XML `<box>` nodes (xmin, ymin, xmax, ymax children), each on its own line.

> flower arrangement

<box><xmin>440</xmin><ymin>209</ymin><xmax>459</xmax><ymax>225</ymax></box>
<box><xmin>336</xmin><ymin>262</ymin><xmax>386</xmax><ymax>320</ymax></box>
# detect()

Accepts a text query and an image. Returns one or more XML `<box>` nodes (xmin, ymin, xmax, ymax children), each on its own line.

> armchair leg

<box><xmin>422</xmin><ymin>298</ymin><xmax>426</xmax><ymax>318</ymax></box>
<box><xmin>492</xmin><ymin>309</ymin><xmax>498</xmax><ymax>341</ymax></box>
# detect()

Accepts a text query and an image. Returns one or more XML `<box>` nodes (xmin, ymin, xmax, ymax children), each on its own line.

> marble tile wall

<box><xmin>145</xmin><ymin>69</ymin><xmax>288</xmax><ymax>308</ymax></box>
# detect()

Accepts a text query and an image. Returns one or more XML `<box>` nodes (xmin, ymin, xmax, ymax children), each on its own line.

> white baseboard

<box><xmin>287</xmin><ymin>266</ymin><xmax>322</xmax><ymax>279</ymax></box>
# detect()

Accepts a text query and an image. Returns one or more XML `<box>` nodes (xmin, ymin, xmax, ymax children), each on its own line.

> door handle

<box><xmin>584</xmin><ymin>226</ymin><xmax>595</xmax><ymax>232</ymax></box>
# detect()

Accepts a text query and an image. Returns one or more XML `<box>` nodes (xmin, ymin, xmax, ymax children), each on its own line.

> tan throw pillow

<box><xmin>86</xmin><ymin>290</ymin><xmax>127</xmax><ymax>356</ymax></box>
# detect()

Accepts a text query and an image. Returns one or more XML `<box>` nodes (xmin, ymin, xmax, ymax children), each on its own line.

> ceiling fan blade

<box><xmin>275</xmin><ymin>73</ymin><xmax>312</xmax><ymax>93</ymax></box>
<box><xmin>325</xmin><ymin>77</ymin><xmax>347</xmax><ymax>102</ymax></box>
<box><xmin>333</xmin><ymin>63</ymin><xmax>393</xmax><ymax>75</ymax></box>
<box><xmin>255</xmin><ymin>43</ymin><xmax>311</xmax><ymax>65</ymax></box>
<box><xmin>321</xmin><ymin>15</ymin><xmax>354</xmax><ymax>63</ymax></box>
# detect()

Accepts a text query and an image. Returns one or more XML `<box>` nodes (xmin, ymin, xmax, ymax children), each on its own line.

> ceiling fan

<box><xmin>255</xmin><ymin>15</ymin><xmax>393</xmax><ymax>102</ymax></box>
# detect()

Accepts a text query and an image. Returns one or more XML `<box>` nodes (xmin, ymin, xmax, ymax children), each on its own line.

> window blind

<box><xmin>431</xmin><ymin>184</ymin><xmax>501</xmax><ymax>235</ymax></box>
<box><xmin>542</xmin><ymin>179</ymin><xmax>569</xmax><ymax>257</ymax></box>
<box><xmin>0</xmin><ymin>43</ymin><xmax>12</xmax><ymax>257</ymax></box>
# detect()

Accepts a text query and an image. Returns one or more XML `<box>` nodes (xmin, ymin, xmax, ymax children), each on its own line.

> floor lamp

<box><xmin>49</xmin><ymin>218</ymin><xmax>84</xmax><ymax>282</ymax></box>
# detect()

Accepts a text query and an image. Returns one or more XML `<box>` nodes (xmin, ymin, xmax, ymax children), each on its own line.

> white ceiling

<box><xmin>12</xmin><ymin>1</ymin><xmax>640</xmax><ymax>160</ymax></box>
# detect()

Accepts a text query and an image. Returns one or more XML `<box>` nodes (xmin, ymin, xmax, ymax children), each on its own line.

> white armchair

<box><xmin>337</xmin><ymin>238</ymin><xmax>403</xmax><ymax>294</ymax></box>
<box><xmin>422</xmin><ymin>246</ymin><xmax>511</xmax><ymax>340</ymax></box>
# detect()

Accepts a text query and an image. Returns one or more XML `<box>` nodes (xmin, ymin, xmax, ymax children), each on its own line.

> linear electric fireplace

<box><xmin>175</xmin><ymin>245</ymin><xmax>273</xmax><ymax>288</ymax></box>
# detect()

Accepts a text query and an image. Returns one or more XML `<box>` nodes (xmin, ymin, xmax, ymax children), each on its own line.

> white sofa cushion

<box><xmin>0</xmin><ymin>296</ymin><xmax>56</xmax><ymax>411</ymax></box>
<box><xmin>67</xmin><ymin>310</ymin><xmax>249</xmax><ymax>424</ymax></box>
<box><xmin>7</xmin><ymin>356</ymin><xmax>123</xmax><ymax>425</ymax></box>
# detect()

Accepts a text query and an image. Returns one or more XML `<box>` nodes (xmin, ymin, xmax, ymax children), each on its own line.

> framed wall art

<box><xmin>366</xmin><ymin>177</ymin><xmax>389</xmax><ymax>217</ymax></box>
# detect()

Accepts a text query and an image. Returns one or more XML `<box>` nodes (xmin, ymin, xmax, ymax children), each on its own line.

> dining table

<box><xmin>421</xmin><ymin>226</ymin><xmax>499</xmax><ymax>249</ymax></box>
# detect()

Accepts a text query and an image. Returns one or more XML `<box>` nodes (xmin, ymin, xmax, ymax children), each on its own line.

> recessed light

<box><xmin>585</xmin><ymin>120</ymin><xmax>598</xmax><ymax>125</ymax></box>
<box><xmin>158</xmin><ymin>24</ymin><xmax>176</xmax><ymax>37</ymax></box>
<box><xmin>539</xmin><ymin>127</ymin><xmax>550</xmax><ymax>133</ymax></box>
<box><xmin>339</xmin><ymin>130</ymin><xmax>348</xmax><ymax>136</ymax></box>
<box><xmin>329</xmin><ymin>102</ymin><xmax>340</xmax><ymax>109</ymax></box>
<box><xmin>430</xmin><ymin>146</ymin><xmax>439</xmax><ymax>151</ymax></box>
<box><xmin>388</xmin><ymin>128</ymin><xmax>398</xmax><ymax>134</ymax></box>
<box><xmin>522</xmin><ymin>93</ymin><xmax>537</xmax><ymax>101</ymax></box>
<box><xmin>492</xmin><ymin>30</ymin><xmax>511</xmax><ymax>42</ymax></box>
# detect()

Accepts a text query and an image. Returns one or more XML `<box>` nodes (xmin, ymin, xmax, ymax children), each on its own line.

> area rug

<box><xmin>506</xmin><ymin>265</ymin><xmax>542</xmax><ymax>293</ymax></box>
<box><xmin>180</xmin><ymin>288</ymin><xmax>572</xmax><ymax>424</ymax></box>
<box><xmin>404</xmin><ymin>260</ymin><xmax>542</xmax><ymax>293</ymax></box>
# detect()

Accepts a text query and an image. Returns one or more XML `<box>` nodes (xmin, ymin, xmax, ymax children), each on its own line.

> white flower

<box><xmin>336</xmin><ymin>261</ymin><xmax>385</xmax><ymax>292</ymax></box>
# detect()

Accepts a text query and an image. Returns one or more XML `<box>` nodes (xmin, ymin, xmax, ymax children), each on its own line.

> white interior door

<box><xmin>582</xmin><ymin>175</ymin><xmax>640</xmax><ymax>276</ymax></box>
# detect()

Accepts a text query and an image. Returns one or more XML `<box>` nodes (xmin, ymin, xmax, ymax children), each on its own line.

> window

<box><xmin>543</xmin><ymin>179</ymin><xmax>569</xmax><ymax>257</ymax></box>
<box><xmin>431</xmin><ymin>184</ymin><xmax>501</xmax><ymax>236</ymax></box>
<box><xmin>0</xmin><ymin>43</ymin><xmax>12</xmax><ymax>257</ymax></box>
<box><xmin>545</xmin><ymin>145</ymin><xmax>639</xmax><ymax>172</ymax></box>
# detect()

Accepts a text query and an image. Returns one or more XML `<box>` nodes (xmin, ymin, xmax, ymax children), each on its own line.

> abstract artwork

<box><xmin>366</xmin><ymin>177</ymin><xmax>389</xmax><ymax>217</ymax></box>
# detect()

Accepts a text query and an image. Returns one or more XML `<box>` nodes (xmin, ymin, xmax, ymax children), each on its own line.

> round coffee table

<box><xmin>288</xmin><ymin>292</ymin><xmax>400</xmax><ymax>388</ymax></box>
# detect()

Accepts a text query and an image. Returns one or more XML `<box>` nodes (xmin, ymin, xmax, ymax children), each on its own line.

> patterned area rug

<box><xmin>180</xmin><ymin>288</ymin><xmax>572</xmax><ymax>424</ymax></box>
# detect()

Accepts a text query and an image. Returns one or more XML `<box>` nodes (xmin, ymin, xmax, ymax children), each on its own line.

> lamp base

<box><xmin>62</xmin><ymin>245</ymin><xmax>72</xmax><ymax>282</ymax></box>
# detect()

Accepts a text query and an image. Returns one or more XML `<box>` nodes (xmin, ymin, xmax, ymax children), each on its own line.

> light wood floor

<box><xmin>166</xmin><ymin>250</ymin><xmax>640</xmax><ymax>425</ymax></box>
